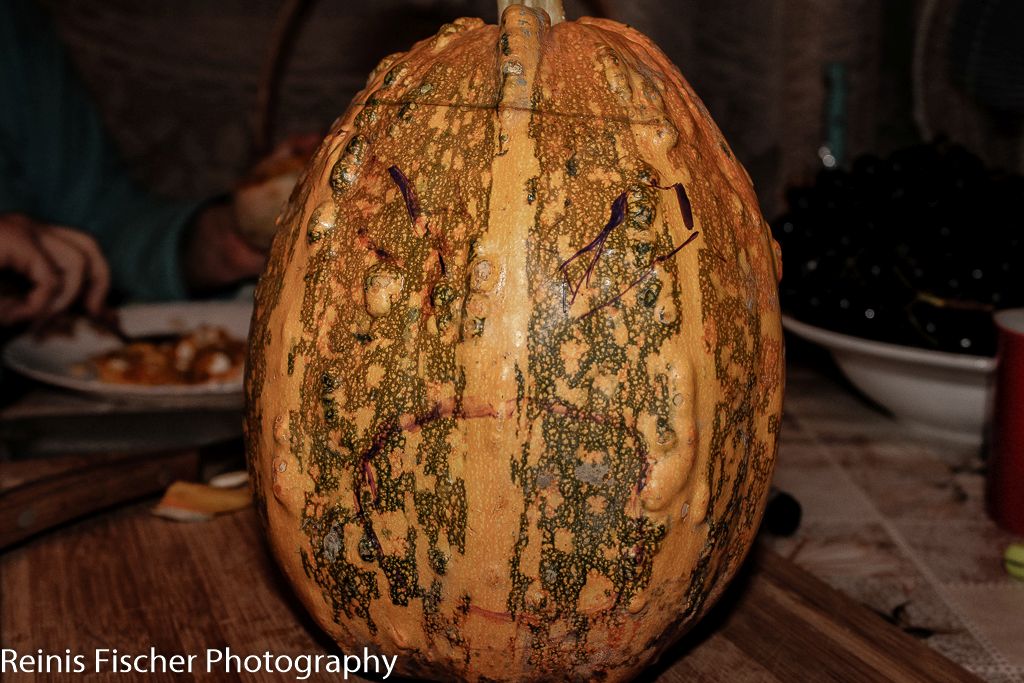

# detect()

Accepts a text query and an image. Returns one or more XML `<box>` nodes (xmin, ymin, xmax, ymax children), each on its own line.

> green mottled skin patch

<box><xmin>299</xmin><ymin>501</ymin><xmax>381</xmax><ymax>630</ymax></box>
<box><xmin>502</xmin><ymin>103</ymin><xmax>682</xmax><ymax>668</ymax></box>
<box><xmin>379</xmin><ymin>527</ymin><xmax>421</xmax><ymax>606</ymax></box>
<box><xmin>413</xmin><ymin>473</ymin><xmax>468</xmax><ymax>554</ymax></box>
<box><xmin>255</xmin><ymin>20</ymin><xmax>498</xmax><ymax>652</ymax></box>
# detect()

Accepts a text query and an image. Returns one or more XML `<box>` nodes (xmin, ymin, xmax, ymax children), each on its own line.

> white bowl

<box><xmin>782</xmin><ymin>316</ymin><xmax>996</xmax><ymax>445</ymax></box>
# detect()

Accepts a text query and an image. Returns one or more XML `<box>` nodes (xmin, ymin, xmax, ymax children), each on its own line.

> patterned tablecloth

<box><xmin>768</xmin><ymin>356</ymin><xmax>1024</xmax><ymax>683</ymax></box>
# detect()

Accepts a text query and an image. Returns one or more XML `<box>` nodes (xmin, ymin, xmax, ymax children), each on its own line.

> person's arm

<box><xmin>0</xmin><ymin>0</ymin><xmax>199</xmax><ymax>301</ymax></box>
<box><xmin>1</xmin><ymin>0</ymin><xmax>265</xmax><ymax>302</ymax></box>
<box><xmin>182</xmin><ymin>199</ymin><xmax>268</xmax><ymax>295</ymax></box>
<box><xmin>0</xmin><ymin>142</ymin><xmax>31</xmax><ymax>218</ymax></box>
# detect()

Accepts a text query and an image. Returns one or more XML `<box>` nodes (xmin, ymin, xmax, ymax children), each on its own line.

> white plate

<box><xmin>782</xmin><ymin>315</ymin><xmax>996</xmax><ymax>445</ymax></box>
<box><xmin>3</xmin><ymin>300</ymin><xmax>252</xmax><ymax>402</ymax></box>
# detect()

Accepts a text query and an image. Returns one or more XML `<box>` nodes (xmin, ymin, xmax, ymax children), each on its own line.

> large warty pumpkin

<box><xmin>245</xmin><ymin>0</ymin><xmax>785</xmax><ymax>679</ymax></box>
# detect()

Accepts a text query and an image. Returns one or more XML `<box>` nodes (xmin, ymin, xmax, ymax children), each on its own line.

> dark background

<box><xmin>37</xmin><ymin>0</ymin><xmax>1021</xmax><ymax>220</ymax></box>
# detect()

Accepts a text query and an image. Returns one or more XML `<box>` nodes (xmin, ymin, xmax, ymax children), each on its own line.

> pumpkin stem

<box><xmin>497</xmin><ymin>0</ymin><xmax>565</xmax><ymax>24</ymax></box>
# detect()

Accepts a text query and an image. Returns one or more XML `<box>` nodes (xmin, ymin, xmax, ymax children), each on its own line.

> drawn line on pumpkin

<box><xmin>355</xmin><ymin>394</ymin><xmax>648</xmax><ymax>497</ymax></box>
<box><xmin>636</xmin><ymin>447</ymin><xmax>651</xmax><ymax>495</ymax></box>
<box><xmin>358</xmin><ymin>423</ymin><xmax>397</xmax><ymax>508</ymax></box>
<box><xmin>578</xmin><ymin>231</ymin><xmax>701</xmax><ymax>320</ymax></box>
<box><xmin>351</xmin><ymin>421</ymin><xmax>402</xmax><ymax>563</ymax></box>
<box><xmin>353</xmin><ymin>400</ymin><xmax>507</xmax><ymax>517</ymax></box>
<box><xmin>388</xmin><ymin>164</ymin><xmax>447</xmax><ymax>275</ymax></box>
<box><xmin>649</xmin><ymin>181</ymin><xmax>694</xmax><ymax>230</ymax></box>
<box><xmin>348</xmin><ymin>399</ymin><xmax>509</xmax><ymax>566</ymax></box>
<box><xmin>648</xmin><ymin>180</ymin><xmax>729</xmax><ymax>263</ymax></box>
<box><xmin>351</xmin><ymin>395</ymin><xmax>655</xmax><ymax>615</ymax></box>
<box><xmin>356</xmin><ymin>227</ymin><xmax>395</xmax><ymax>262</ymax></box>
<box><xmin>559</xmin><ymin>192</ymin><xmax>628</xmax><ymax>309</ymax></box>
<box><xmin>352</xmin><ymin>487</ymin><xmax>383</xmax><ymax>560</ymax></box>
<box><xmin>387</xmin><ymin>165</ymin><xmax>421</xmax><ymax>222</ymax></box>
<box><xmin>354</xmin><ymin>96</ymin><xmax>668</xmax><ymax>126</ymax></box>
<box><xmin>467</xmin><ymin>603</ymin><xmax>545</xmax><ymax>625</ymax></box>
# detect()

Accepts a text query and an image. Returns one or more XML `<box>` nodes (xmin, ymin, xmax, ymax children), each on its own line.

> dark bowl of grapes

<box><xmin>773</xmin><ymin>139</ymin><xmax>1019</xmax><ymax>444</ymax></box>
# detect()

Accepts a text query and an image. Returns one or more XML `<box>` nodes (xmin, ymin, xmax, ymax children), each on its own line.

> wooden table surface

<box><xmin>0</xmin><ymin>500</ymin><xmax>978</xmax><ymax>682</ymax></box>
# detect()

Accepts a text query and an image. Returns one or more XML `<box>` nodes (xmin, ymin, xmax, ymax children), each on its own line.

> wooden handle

<box><xmin>0</xmin><ymin>450</ymin><xmax>200</xmax><ymax>549</ymax></box>
<box><xmin>498</xmin><ymin>0</ymin><xmax>565</xmax><ymax>24</ymax></box>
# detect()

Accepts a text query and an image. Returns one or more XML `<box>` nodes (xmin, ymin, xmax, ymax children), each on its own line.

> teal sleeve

<box><xmin>0</xmin><ymin>145</ymin><xmax>31</xmax><ymax>214</ymax></box>
<box><xmin>0</xmin><ymin>0</ymin><xmax>202</xmax><ymax>301</ymax></box>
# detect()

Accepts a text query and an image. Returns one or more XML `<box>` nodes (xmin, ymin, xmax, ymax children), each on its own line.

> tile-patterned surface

<box><xmin>945</xmin><ymin>586</ymin><xmax>1024</xmax><ymax>668</ymax></box>
<box><xmin>894</xmin><ymin>521</ymin><xmax>1021</xmax><ymax>585</ymax></box>
<box><xmin>770</xmin><ymin>457</ymin><xmax>875</xmax><ymax>521</ymax></box>
<box><xmin>829</xmin><ymin>443</ymin><xmax>987</xmax><ymax>521</ymax></box>
<box><xmin>967</xmin><ymin>669</ymin><xmax>1024</xmax><ymax>683</ymax></box>
<box><xmin>772</xmin><ymin>358</ymin><xmax>1024</xmax><ymax>682</ymax></box>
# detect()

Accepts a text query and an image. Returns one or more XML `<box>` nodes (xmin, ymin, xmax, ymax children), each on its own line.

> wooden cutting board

<box><xmin>0</xmin><ymin>503</ymin><xmax>977</xmax><ymax>682</ymax></box>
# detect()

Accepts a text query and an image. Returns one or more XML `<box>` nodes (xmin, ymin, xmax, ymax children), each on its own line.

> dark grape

<box><xmin>771</xmin><ymin>139</ymin><xmax>1022</xmax><ymax>356</ymax></box>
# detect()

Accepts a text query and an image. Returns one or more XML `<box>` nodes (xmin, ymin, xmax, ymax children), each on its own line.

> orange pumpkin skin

<box><xmin>245</xmin><ymin>6</ymin><xmax>784</xmax><ymax>681</ymax></box>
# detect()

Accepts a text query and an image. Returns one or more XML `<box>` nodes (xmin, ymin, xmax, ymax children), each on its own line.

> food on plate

<box><xmin>90</xmin><ymin>326</ymin><xmax>245</xmax><ymax>385</ymax></box>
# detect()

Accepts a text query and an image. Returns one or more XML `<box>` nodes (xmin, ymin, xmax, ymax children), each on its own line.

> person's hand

<box><xmin>181</xmin><ymin>134</ymin><xmax>320</xmax><ymax>294</ymax></box>
<box><xmin>233</xmin><ymin>134</ymin><xmax>321</xmax><ymax>250</ymax></box>
<box><xmin>0</xmin><ymin>213</ymin><xmax>110</xmax><ymax>326</ymax></box>
<box><xmin>181</xmin><ymin>200</ymin><xmax>268</xmax><ymax>295</ymax></box>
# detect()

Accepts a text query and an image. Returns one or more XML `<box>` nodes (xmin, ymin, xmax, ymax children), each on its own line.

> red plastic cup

<box><xmin>988</xmin><ymin>309</ymin><xmax>1024</xmax><ymax>535</ymax></box>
